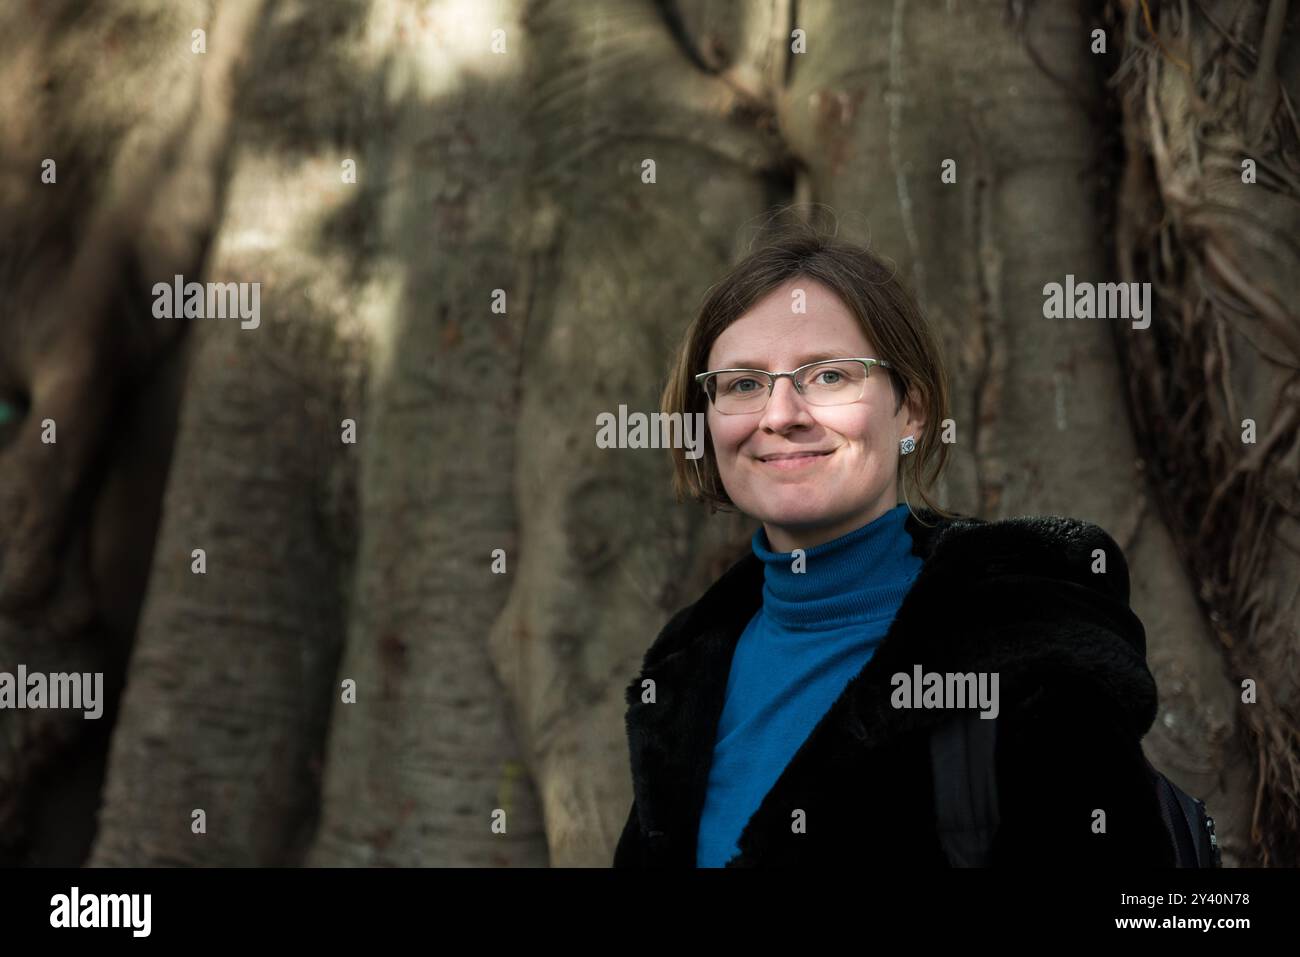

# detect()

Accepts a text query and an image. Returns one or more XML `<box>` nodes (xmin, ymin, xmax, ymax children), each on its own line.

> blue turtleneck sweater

<box><xmin>695</xmin><ymin>503</ymin><xmax>924</xmax><ymax>867</ymax></box>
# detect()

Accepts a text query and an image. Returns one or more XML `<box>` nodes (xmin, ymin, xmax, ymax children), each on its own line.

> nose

<box><xmin>757</xmin><ymin>376</ymin><xmax>814</xmax><ymax>433</ymax></box>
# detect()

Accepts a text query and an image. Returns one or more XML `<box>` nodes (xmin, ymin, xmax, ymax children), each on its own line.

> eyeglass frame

<box><xmin>694</xmin><ymin>357</ymin><xmax>894</xmax><ymax>414</ymax></box>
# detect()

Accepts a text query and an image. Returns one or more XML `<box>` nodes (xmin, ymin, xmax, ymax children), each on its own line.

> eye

<box><xmin>812</xmin><ymin>369</ymin><xmax>843</xmax><ymax>386</ymax></box>
<box><xmin>724</xmin><ymin>376</ymin><xmax>763</xmax><ymax>395</ymax></box>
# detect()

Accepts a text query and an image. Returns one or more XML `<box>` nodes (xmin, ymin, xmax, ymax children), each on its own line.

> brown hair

<box><xmin>660</xmin><ymin>213</ymin><xmax>955</xmax><ymax>523</ymax></box>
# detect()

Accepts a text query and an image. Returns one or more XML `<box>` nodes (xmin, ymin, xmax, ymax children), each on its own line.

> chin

<box><xmin>753</xmin><ymin>500</ymin><xmax>836</xmax><ymax>529</ymax></box>
<box><xmin>762</xmin><ymin>491</ymin><xmax>881</xmax><ymax>526</ymax></box>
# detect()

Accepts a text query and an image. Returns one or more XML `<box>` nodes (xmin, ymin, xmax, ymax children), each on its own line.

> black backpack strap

<box><xmin>1145</xmin><ymin>757</ymin><xmax>1224</xmax><ymax>867</ymax></box>
<box><xmin>1146</xmin><ymin>758</ymin><xmax>1222</xmax><ymax>868</ymax></box>
<box><xmin>929</xmin><ymin>713</ymin><xmax>1000</xmax><ymax>867</ymax></box>
<box><xmin>930</xmin><ymin>718</ymin><xmax>1221</xmax><ymax>868</ymax></box>
<box><xmin>1148</xmin><ymin>761</ymin><xmax>1197</xmax><ymax>866</ymax></box>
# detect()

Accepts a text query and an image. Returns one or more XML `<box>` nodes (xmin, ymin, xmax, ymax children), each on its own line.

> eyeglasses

<box><xmin>695</xmin><ymin>357</ymin><xmax>893</xmax><ymax>415</ymax></box>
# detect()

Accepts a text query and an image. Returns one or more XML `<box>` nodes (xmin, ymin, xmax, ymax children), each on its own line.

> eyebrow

<box><xmin>713</xmin><ymin>350</ymin><xmax>859</xmax><ymax>370</ymax></box>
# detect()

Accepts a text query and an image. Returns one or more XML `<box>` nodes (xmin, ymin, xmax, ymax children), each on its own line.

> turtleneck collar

<box><xmin>750</xmin><ymin>503</ymin><xmax>922</xmax><ymax>631</ymax></box>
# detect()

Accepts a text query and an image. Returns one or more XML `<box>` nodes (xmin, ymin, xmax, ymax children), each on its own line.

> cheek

<box><xmin>815</xmin><ymin>408</ymin><xmax>880</xmax><ymax>444</ymax></box>
<box><xmin>707</xmin><ymin>414</ymin><xmax>747</xmax><ymax>456</ymax></box>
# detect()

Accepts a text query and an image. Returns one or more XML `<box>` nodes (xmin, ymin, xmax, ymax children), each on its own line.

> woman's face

<box><xmin>704</xmin><ymin>278</ymin><xmax>925</xmax><ymax>553</ymax></box>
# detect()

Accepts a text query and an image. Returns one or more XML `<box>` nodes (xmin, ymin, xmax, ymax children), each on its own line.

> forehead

<box><xmin>707</xmin><ymin>279</ymin><xmax>873</xmax><ymax>368</ymax></box>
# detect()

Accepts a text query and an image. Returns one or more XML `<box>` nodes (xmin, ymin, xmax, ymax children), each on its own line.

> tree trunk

<box><xmin>0</xmin><ymin>0</ymin><xmax>251</xmax><ymax>863</ymax></box>
<box><xmin>306</xmin><ymin>0</ymin><xmax>547</xmax><ymax>866</ymax></box>
<box><xmin>91</xmin><ymin>0</ymin><xmax>364</xmax><ymax>864</ymax></box>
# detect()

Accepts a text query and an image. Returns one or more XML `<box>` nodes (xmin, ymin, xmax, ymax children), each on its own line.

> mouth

<box><xmin>756</xmin><ymin>449</ymin><xmax>836</xmax><ymax>469</ymax></box>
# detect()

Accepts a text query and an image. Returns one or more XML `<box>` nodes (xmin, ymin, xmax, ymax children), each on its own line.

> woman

<box><xmin>613</xmin><ymin>220</ymin><xmax>1177</xmax><ymax>868</ymax></box>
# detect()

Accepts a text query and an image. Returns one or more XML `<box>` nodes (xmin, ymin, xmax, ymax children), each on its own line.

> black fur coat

<box><xmin>613</xmin><ymin>508</ymin><xmax>1178</xmax><ymax>867</ymax></box>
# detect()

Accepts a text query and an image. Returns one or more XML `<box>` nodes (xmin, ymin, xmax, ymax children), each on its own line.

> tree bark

<box><xmin>306</xmin><ymin>0</ymin><xmax>547</xmax><ymax>866</ymax></box>
<box><xmin>0</xmin><ymin>0</ymin><xmax>249</xmax><ymax>863</ymax></box>
<box><xmin>91</xmin><ymin>0</ymin><xmax>363</xmax><ymax>865</ymax></box>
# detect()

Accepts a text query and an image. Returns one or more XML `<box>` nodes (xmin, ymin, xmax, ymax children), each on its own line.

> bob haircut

<box><xmin>660</xmin><ymin>216</ymin><xmax>956</xmax><ymax>523</ymax></box>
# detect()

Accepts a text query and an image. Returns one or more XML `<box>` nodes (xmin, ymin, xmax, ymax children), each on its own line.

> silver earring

<box><xmin>899</xmin><ymin>435</ymin><xmax>916</xmax><ymax>455</ymax></box>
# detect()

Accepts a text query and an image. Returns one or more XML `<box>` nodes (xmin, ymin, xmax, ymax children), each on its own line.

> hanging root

<box><xmin>1111</xmin><ymin>0</ymin><xmax>1300</xmax><ymax>866</ymax></box>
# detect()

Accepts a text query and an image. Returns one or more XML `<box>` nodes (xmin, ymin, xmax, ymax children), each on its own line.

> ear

<box><xmin>898</xmin><ymin>385</ymin><xmax>926</xmax><ymax>441</ymax></box>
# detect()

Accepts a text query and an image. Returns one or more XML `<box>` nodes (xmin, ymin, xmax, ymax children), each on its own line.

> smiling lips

<box><xmin>757</xmin><ymin>449</ymin><xmax>836</xmax><ymax>470</ymax></box>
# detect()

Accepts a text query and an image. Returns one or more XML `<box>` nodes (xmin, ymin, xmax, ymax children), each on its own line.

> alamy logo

<box><xmin>595</xmin><ymin>405</ymin><xmax>705</xmax><ymax>459</ymax></box>
<box><xmin>891</xmin><ymin>665</ymin><xmax>1000</xmax><ymax>719</ymax></box>
<box><xmin>50</xmin><ymin>887</ymin><xmax>151</xmax><ymax>937</ymax></box>
<box><xmin>152</xmin><ymin>274</ymin><xmax>261</xmax><ymax>329</ymax></box>
<box><xmin>1042</xmin><ymin>274</ymin><xmax>1151</xmax><ymax>329</ymax></box>
<box><xmin>0</xmin><ymin>666</ymin><xmax>103</xmax><ymax>719</ymax></box>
